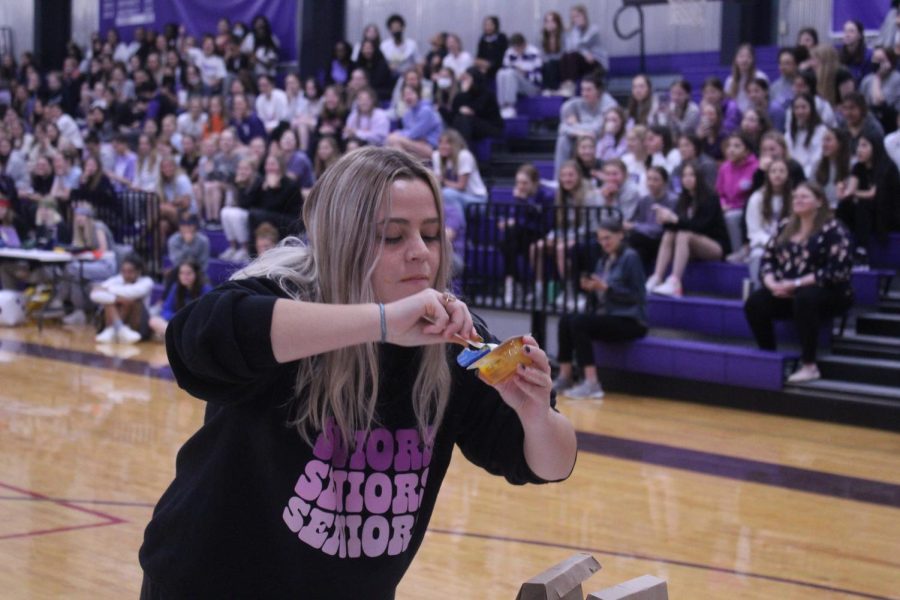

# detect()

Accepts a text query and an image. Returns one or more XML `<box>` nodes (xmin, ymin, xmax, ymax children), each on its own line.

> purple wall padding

<box><xmin>832</xmin><ymin>0</ymin><xmax>891</xmax><ymax>31</ymax></box>
<box><xmin>100</xmin><ymin>0</ymin><xmax>298</xmax><ymax>60</ymax></box>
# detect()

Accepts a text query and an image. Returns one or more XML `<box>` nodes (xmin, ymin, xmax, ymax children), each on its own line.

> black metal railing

<box><xmin>68</xmin><ymin>190</ymin><xmax>163</xmax><ymax>278</ymax></box>
<box><xmin>461</xmin><ymin>203</ymin><xmax>622</xmax><ymax>316</ymax></box>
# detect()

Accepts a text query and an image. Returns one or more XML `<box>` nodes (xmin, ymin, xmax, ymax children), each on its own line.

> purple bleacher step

<box><xmin>647</xmin><ymin>294</ymin><xmax>832</xmax><ymax>343</ymax></box>
<box><xmin>593</xmin><ymin>336</ymin><xmax>796</xmax><ymax>391</ymax></box>
<box><xmin>869</xmin><ymin>233</ymin><xmax>900</xmax><ymax>270</ymax></box>
<box><xmin>535</xmin><ymin>160</ymin><xmax>554</xmax><ymax>180</ymax></box>
<box><xmin>207</xmin><ymin>257</ymin><xmax>245</xmax><ymax>285</ymax></box>
<box><xmin>203</xmin><ymin>228</ymin><xmax>229</xmax><ymax>257</ymax></box>
<box><xmin>516</xmin><ymin>96</ymin><xmax>564</xmax><ymax>120</ymax></box>
<box><xmin>681</xmin><ymin>261</ymin><xmax>891</xmax><ymax>306</ymax></box>
<box><xmin>504</xmin><ymin>117</ymin><xmax>530</xmax><ymax>138</ymax></box>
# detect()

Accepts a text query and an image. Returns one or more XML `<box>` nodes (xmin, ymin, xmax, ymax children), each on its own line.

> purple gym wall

<box><xmin>832</xmin><ymin>0</ymin><xmax>891</xmax><ymax>31</ymax></box>
<box><xmin>99</xmin><ymin>0</ymin><xmax>298</xmax><ymax>60</ymax></box>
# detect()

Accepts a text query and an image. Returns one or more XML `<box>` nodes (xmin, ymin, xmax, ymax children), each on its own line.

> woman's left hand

<box><xmin>486</xmin><ymin>335</ymin><xmax>553</xmax><ymax>423</ymax></box>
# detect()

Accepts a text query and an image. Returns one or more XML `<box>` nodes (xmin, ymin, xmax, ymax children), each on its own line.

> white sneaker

<box><xmin>95</xmin><ymin>326</ymin><xmax>117</xmax><ymax>343</ymax></box>
<box><xmin>500</xmin><ymin>106</ymin><xmax>517</xmax><ymax>119</ymax></box>
<box><xmin>117</xmin><ymin>325</ymin><xmax>142</xmax><ymax>344</ymax></box>
<box><xmin>653</xmin><ymin>276</ymin><xmax>682</xmax><ymax>297</ymax></box>
<box><xmin>564</xmin><ymin>380</ymin><xmax>605</xmax><ymax>400</ymax></box>
<box><xmin>219</xmin><ymin>246</ymin><xmax>236</xmax><ymax>261</ymax></box>
<box><xmin>62</xmin><ymin>309</ymin><xmax>87</xmax><ymax>326</ymax></box>
<box><xmin>645</xmin><ymin>274</ymin><xmax>660</xmax><ymax>293</ymax></box>
<box><xmin>504</xmin><ymin>277</ymin><xmax>515</xmax><ymax>306</ymax></box>
<box><xmin>231</xmin><ymin>248</ymin><xmax>250</xmax><ymax>263</ymax></box>
<box><xmin>787</xmin><ymin>364</ymin><xmax>820</xmax><ymax>383</ymax></box>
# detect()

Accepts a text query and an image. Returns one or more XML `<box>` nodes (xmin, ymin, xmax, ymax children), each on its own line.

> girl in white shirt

<box><xmin>724</xmin><ymin>43</ymin><xmax>769</xmax><ymax>113</ymax></box>
<box><xmin>442</xmin><ymin>34</ymin><xmax>473</xmax><ymax>79</ymax></box>
<box><xmin>431</xmin><ymin>128</ymin><xmax>487</xmax><ymax>210</ymax></box>
<box><xmin>786</xmin><ymin>93</ymin><xmax>827</xmax><ymax>177</ymax></box>
<box><xmin>745</xmin><ymin>158</ymin><xmax>792</xmax><ymax>286</ymax></box>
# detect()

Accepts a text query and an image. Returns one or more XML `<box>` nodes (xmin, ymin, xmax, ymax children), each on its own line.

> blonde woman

<box><xmin>156</xmin><ymin>156</ymin><xmax>196</xmax><ymax>241</ymax></box>
<box><xmin>530</xmin><ymin>159</ymin><xmax>601</xmax><ymax>304</ymax></box>
<box><xmin>58</xmin><ymin>203</ymin><xmax>118</xmax><ymax>325</ymax></box>
<box><xmin>131</xmin><ymin>134</ymin><xmax>160</xmax><ymax>192</ymax></box>
<box><xmin>139</xmin><ymin>147</ymin><xmax>576</xmax><ymax>597</ymax></box>
<box><xmin>431</xmin><ymin>128</ymin><xmax>487</xmax><ymax>211</ymax></box>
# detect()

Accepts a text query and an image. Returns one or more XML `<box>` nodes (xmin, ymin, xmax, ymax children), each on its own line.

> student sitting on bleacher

<box><xmin>432</xmin><ymin>128</ymin><xmax>488</xmax><ymax>210</ymax></box>
<box><xmin>813</xmin><ymin>126</ymin><xmax>853</xmax><ymax>209</ymax></box>
<box><xmin>58</xmin><ymin>203</ymin><xmax>118</xmax><ymax>325</ymax></box>
<box><xmin>552</xmin><ymin>218</ymin><xmax>647</xmax><ymax>400</ymax></box>
<box><xmin>595</xmin><ymin>106</ymin><xmax>628</xmax><ymax>162</ymax></box>
<box><xmin>724</xmin><ymin>43</ymin><xmax>768</xmax><ymax>113</ymax></box>
<box><xmin>499</xmin><ymin>163</ymin><xmax>553</xmax><ymax>306</ymax></box>
<box><xmin>220</xmin><ymin>158</ymin><xmax>260</xmax><ymax>263</ymax></box>
<box><xmin>744</xmin><ymin>181</ymin><xmax>853</xmax><ymax>383</ymax></box>
<box><xmin>672</xmin><ymin>133</ymin><xmax>719</xmax><ymax>193</ymax></box>
<box><xmin>91</xmin><ymin>253</ymin><xmax>155</xmax><ymax>344</ymax></box>
<box><xmin>716</xmin><ymin>133</ymin><xmax>759</xmax><ymax>258</ymax></box>
<box><xmin>496</xmin><ymin>33</ymin><xmax>543</xmax><ymax>119</ymax></box>
<box><xmin>385</xmin><ymin>83</ymin><xmax>443</xmax><ymax>161</ymax></box>
<box><xmin>166</xmin><ymin>214</ymin><xmax>210</xmax><ymax>281</ymax></box>
<box><xmin>625</xmin><ymin>74</ymin><xmax>661</xmax><ymax>128</ymax></box>
<box><xmin>746</xmin><ymin>78</ymin><xmax>786</xmax><ymax>132</ymax></box>
<box><xmin>574</xmin><ymin>136</ymin><xmax>603</xmax><ymax>185</ymax></box>
<box><xmin>149</xmin><ymin>260</ymin><xmax>211</xmax><ymax>340</ymax></box>
<box><xmin>532</xmin><ymin>159</ymin><xmax>601</xmax><ymax>303</ymax></box>
<box><xmin>701</xmin><ymin>77</ymin><xmax>742</xmax><ymax>135</ymax></box>
<box><xmin>559</xmin><ymin>5</ymin><xmax>608</xmax><ymax>96</ymax></box>
<box><xmin>746</xmin><ymin>158</ymin><xmax>793</xmax><ymax>288</ymax></box>
<box><xmin>647</xmin><ymin>161</ymin><xmax>730</xmax><ymax>297</ymax></box>
<box><xmin>313</xmin><ymin>136</ymin><xmax>342</xmax><ymax>180</ymax></box>
<box><xmin>343</xmin><ymin>87</ymin><xmax>390</xmax><ymax>148</ymax></box>
<box><xmin>554</xmin><ymin>74</ymin><xmax>618</xmax><ymax>177</ymax></box>
<box><xmin>838</xmin><ymin>131</ymin><xmax>900</xmax><ymax>266</ymax></box>
<box><xmin>628</xmin><ymin>166</ymin><xmax>678</xmax><ymax>270</ymax></box>
<box><xmin>859</xmin><ymin>47</ymin><xmax>900</xmax><ymax>135</ymax></box>
<box><xmin>248</xmin><ymin>154</ymin><xmax>303</xmax><ymax>240</ymax></box>
<box><xmin>788</xmin><ymin>69</ymin><xmax>837</xmax><ymax>128</ymax></box>
<box><xmin>156</xmin><ymin>156</ymin><xmax>197</xmax><ymax>242</ymax></box>
<box><xmin>448</xmin><ymin>67</ymin><xmax>504</xmax><ymax>147</ymax></box>
<box><xmin>658</xmin><ymin>80</ymin><xmax>700</xmax><ymax>139</ymax></box>
<box><xmin>786</xmin><ymin>93</ymin><xmax>827</xmax><ymax>178</ymax></box>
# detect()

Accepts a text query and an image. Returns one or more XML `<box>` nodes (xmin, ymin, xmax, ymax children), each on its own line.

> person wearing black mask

<box><xmin>450</xmin><ymin>67</ymin><xmax>504</xmax><ymax>146</ymax></box>
<box><xmin>380</xmin><ymin>14</ymin><xmax>419</xmax><ymax>79</ymax></box>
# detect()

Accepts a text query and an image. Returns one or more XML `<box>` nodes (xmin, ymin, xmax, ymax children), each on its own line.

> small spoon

<box><xmin>421</xmin><ymin>315</ymin><xmax>487</xmax><ymax>349</ymax></box>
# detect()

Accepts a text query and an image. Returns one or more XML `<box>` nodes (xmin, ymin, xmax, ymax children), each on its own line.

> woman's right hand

<box><xmin>383</xmin><ymin>288</ymin><xmax>475</xmax><ymax>347</ymax></box>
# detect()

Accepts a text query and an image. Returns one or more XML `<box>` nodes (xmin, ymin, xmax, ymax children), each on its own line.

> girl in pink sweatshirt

<box><xmin>716</xmin><ymin>133</ymin><xmax>759</xmax><ymax>258</ymax></box>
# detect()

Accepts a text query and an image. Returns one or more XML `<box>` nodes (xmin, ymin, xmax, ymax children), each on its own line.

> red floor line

<box><xmin>0</xmin><ymin>481</ymin><xmax>127</xmax><ymax>524</ymax></box>
<box><xmin>0</xmin><ymin>520</ymin><xmax>123</xmax><ymax>541</ymax></box>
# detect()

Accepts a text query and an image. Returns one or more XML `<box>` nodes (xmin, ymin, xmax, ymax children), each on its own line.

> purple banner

<box><xmin>100</xmin><ymin>0</ymin><xmax>297</xmax><ymax>62</ymax></box>
<box><xmin>832</xmin><ymin>0</ymin><xmax>891</xmax><ymax>32</ymax></box>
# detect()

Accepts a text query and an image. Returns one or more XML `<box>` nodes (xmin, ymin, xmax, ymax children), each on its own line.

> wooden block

<box><xmin>586</xmin><ymin>575</ymin><xmax>668</xmax><ymax>600</ymax></box>
<box><xmin>516</xmin><ymin>553</ymin><xmax>601</xmax><ymax>600</ymax></box>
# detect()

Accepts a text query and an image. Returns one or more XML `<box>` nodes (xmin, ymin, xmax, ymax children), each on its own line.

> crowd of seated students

<box><xmin>0</xmin><ymin>5</ymin><xmax>898</xmax><ymax>383</ymax></box>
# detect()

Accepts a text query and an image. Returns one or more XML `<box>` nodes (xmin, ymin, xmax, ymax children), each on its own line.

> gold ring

<box><xmin>443</xmin><ymin>292</ymin><xmax>456</xmax><ymax>304</ymax></box>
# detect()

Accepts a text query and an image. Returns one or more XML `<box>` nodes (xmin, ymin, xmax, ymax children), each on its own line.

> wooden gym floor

<box><xmin>0</xmin><ymin>324</ymin><xmax>898</xmax><ymax>599</ymax></box>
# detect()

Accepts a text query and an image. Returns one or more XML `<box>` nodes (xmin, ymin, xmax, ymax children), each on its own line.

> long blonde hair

<box><xmin>812</xmin><ymin>44</ymin><xmax>840</xmax><ymax>105</ymax></box>
<box><xmin>232</xmin><ymin>147</ymin><xmax>452</xmax><ymax>448</ymax></box>
<box><xmin>435</xmin><ymin>128</ymin><xmax>467</xmax><ymax>181</ymax></box>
